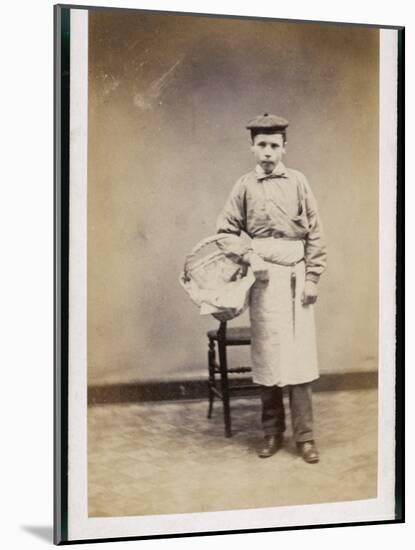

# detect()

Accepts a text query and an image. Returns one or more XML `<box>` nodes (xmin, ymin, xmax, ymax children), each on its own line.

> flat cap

<box><xmin>246</xmin><ymin>113</ymin><xmax>289</xmax><ymax>131</ymax></box>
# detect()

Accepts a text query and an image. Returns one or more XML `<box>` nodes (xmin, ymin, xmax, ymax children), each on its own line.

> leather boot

<box><xmin>297</xmin><ymin>440</ymin><xmax>319</xmax><ymax>464</ymax></box>
<box><xmin>257</xmin><ymin>435</ymin><xmax>283</xmax><ymax>458</ymax></box>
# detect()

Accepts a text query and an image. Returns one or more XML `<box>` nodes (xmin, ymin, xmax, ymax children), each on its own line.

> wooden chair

<box><xmin>207</xmin><ymin>321</ymin><xmax>256</xmax><ymax>437</ymax></box>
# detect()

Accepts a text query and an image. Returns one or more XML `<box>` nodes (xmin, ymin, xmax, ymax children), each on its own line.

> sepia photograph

<box><xmin>54</xmin><ymin>4</ymin><xmax>402</xmax><ymax>543</ymax></box>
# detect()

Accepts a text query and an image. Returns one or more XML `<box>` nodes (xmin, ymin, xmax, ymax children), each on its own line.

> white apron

<box><xmin>249</xmin><ymin>238</ymin><xmax>319</xmax><ymax>387</ymax></box>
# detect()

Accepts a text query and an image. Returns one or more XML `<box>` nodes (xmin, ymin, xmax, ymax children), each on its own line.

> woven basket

<box><xmin>180</xmin><ymin>234</ymin><xmax>254</xmax><ymax>322</ymax></box>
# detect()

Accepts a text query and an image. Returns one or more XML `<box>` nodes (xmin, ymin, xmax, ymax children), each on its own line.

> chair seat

<box><xmin>207</xmin><ymin>326</ymin><xmax>251</xmax><ymax>344</ymax></box>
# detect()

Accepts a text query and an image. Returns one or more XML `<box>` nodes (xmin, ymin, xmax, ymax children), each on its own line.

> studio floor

<box><xmin>88</xmin><ymin>388</ymin><xmax>378</xmax><ymax>517</ymax></box>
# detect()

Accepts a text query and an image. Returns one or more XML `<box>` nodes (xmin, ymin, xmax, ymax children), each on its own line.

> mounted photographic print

<box><xmin>54</xmin><ymin>3</ymin><xmax>404</xmax><ymax>544</ymax></box>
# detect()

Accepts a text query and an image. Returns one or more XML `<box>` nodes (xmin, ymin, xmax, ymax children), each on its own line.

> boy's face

<box><xmin>251</xmin><ymin>133</ymin><xmax>286</xmax><ymax>174</ymax></box>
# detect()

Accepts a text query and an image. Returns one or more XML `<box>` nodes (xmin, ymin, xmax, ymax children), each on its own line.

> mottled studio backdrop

<box><xmin>87</xmin><ymin>10</ymin><xmax>378</xmax><ymax>385</ymax></box>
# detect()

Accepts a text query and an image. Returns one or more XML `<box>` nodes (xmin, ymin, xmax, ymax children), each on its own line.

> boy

<box><xmin>216</xmin><ymin>113</ymin><xmax>327</xmax><ymax>463</ymax></box>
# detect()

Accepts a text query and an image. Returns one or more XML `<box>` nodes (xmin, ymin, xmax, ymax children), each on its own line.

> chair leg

<box><xmin>218</xmin><ymin>339</ymin><xmax>232</xmax><ymax>437</ymax></box>
<box><xmin>207</xmin><ymin>339</ymin><xmax>216</xmax><ymax>419</ymax></box>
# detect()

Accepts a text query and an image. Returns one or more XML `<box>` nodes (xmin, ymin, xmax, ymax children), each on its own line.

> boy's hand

<box><xmin>253</xmin><ymin>267</ymin><xmax>269</xmax><ymax>282</ymax></box>
<box><xmin>302</xmin><ymin>280</ymin><xmax>318</xmax><ymax>305</ymax></box>
<box><xmin>248</xmin><ymin>253</ymin><xmax>269</xmax><ymax>282</ymax></box>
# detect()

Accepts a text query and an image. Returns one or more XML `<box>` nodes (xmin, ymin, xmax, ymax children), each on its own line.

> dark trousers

<box><xmin>260</xmin><ymin>383</ymin><xmax>314</xmax><ymax>443</ymax></box>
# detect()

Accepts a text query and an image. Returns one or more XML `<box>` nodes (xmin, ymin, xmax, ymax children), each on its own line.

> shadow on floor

<box><xmin>21</xmin><ymin>525</ymin><xmax>53</xmax><ymax>543</ymax></box>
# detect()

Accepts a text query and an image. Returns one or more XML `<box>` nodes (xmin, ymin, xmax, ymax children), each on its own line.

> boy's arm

<box><xmin>216</xmin><ymin>178</ymin><xmax>250</xmax><ymax>259</ymax></box>
<box><xmin>302</xmin><ymin>176</ymin><xmax>327</xmax><ymax>304</ymax></box>
<box><xmin>216</xmin><ymin>178</ymin><xmax>269</xmax><ymax>280</ymax></box>
<box><xmin>216</xmin><ymin>177</ymin><xmax>246</xmax><ymax>237</ymax></box>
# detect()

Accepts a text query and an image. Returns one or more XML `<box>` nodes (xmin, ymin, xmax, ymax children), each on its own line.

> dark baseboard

<box><xmin>88</xmin><ymin>371</ymin><xmax>378</xmax><ymax>406</ymax></box>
